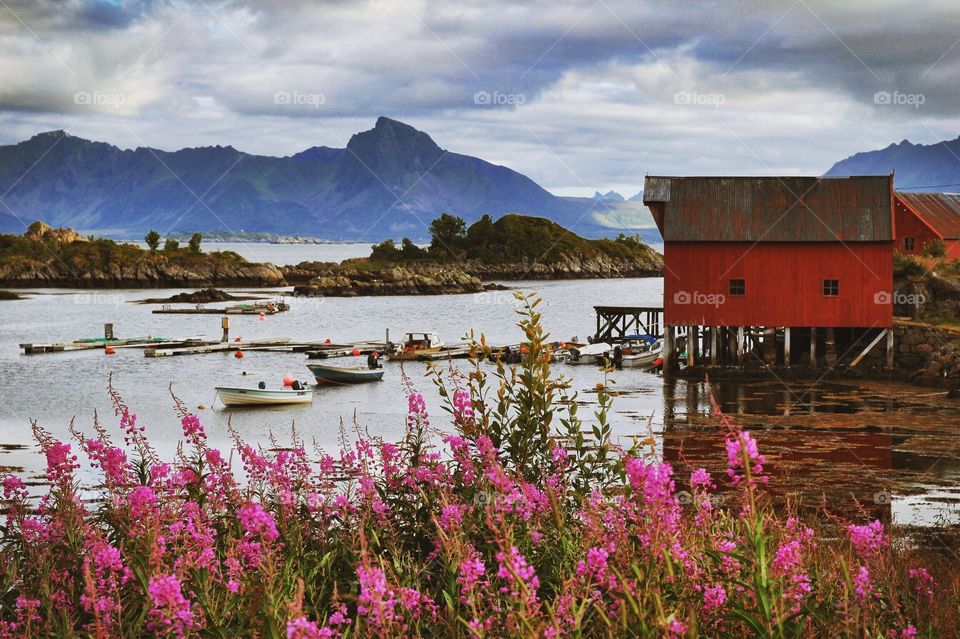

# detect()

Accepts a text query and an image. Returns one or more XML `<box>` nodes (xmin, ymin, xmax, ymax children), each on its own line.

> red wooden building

<box><xmin>893</xmin><ymin>192</ymin><xmax>960</xmax><ymax>259</ymax></box>
<box><xmin>643</xmin><ymin>175</ymin><xmax>895</xmax><ymax>369</ymax></box>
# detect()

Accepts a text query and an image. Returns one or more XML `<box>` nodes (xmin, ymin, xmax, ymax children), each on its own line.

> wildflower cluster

<box><xmin>0</xmin><ymin>299</ymin><xmax>953</xmax><ymax>638</ymax></box>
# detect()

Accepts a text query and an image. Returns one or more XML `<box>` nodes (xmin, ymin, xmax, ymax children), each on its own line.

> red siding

<box><xmin>664</xmin><ymin>242</ymin><xmax>893</xmax><ymax>328</ymax></box>
<box><xmin>894</xmin><ymin>199</ymin><xmax>942</xmax><ymax>255</ymax></box>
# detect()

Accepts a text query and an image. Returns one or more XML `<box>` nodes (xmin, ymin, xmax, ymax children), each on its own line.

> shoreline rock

<box><xmin>293</xmin><ymin>264</ymin><xmax>486</xmax><ymax>297</ymax></box>
<box><xmin>134</xmin><ymin>288</ymin><xmax>266</xmax><ymax>304</ymax></box>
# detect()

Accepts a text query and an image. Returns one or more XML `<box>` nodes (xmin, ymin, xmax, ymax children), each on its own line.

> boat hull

<box><xmin>215</xmin><ymin>387</ymin><xmax>312</xmax><ymax>407</ymax></box>
<box><xmin>388</xmin><ymin>348</ymin><xmax>441</xmax><ymax>361</ymax></box>
<box><xmin>307</xmin><ymin>364</ymin><xmax>384</xmax><ymax>384</ymax></box>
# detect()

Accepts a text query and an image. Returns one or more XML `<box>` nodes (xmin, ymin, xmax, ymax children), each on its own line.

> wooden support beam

<box><xmin>810</xmin><ymin>327</ymin><xmax>817</xmax><ymax>367</ymax></box>
<box><xmin>784</xmin><ymin>327</ymin><xmax>791</xmax><ymax>368</ymax></box>
<box><xmin>849</xmin><ymin>328</ymin><xmax>888</xmax><ymax>368</ymax></box>
<box><xmin>687</xmin><ymin>326</ymin><xmax>696</xmax><ymax>367</ymax></box>
<box><xmin>825</xmin><ymin>327</ymin><xmax>837</xmax><ymax>367</ymax></box>
<box><xmin>736</xmin><ymin>327</ymin><xmax>745</xmax><ymax>362</ymax></box>
<box><xmin>664</xmin><ymin>326</ymin><xmax>675</xmax><ymax>372</ymax></box>
<box><xmin>886</xmin><ymin>328</ymin><xmax>895</xmax><ymax>370</ymax></box>
<box><xmin>710</xmin><ymin>326</ymin><xmax>718</xmax><ymax>365</ymax></box>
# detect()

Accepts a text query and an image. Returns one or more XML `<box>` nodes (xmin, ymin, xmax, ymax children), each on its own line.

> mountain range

<box><xmin>0</xmin><ymin>117</ymin><xmax>655</xmax><ymax>240</ymax></box>
<box><xmin>824</xmin><ymin>136</ymin><xmax>960</xmax><ymax>190</ymax></box>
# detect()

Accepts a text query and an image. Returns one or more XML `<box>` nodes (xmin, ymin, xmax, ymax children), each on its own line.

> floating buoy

<box><xmin>653</xmin><ymin>357</ymin><xmax>663</xmax><ymax>368</ymax></box>
<box><xmin>352</xmin><ymin>348</ymin><xmax>361</xmax><ymax>356</ymax></box>
<box><xmin>104</xmin><ymin>347</ymin><xmax>115</xmax><ymax>355</ymax></box>
<box><xmin>235</xmin><ymin>350</ymin><xmax>244</xmax><ymax>359</ymax></box>
<box><xmin>258</xmin><ymin>312</ymin><xmax>265</xmax><ymax>320</ymax></box>
<box><xmin>324</xmin><ymin>338</ymin><xmax>332</xmax><ymax>344</ymax></box>
<box><xmin>234</xmin><ymin>337</ymin><xmax>242</xmax><ymax>342</ymax></box>
<box><xmin>282</xmin><ymin>375</ymin><xmax>295</xmax><ymax>386</ymax></box>
<box><xmin>197</xmin><ymin>403</ymin><xmax>206</xmax><ymax>410</ymax></box>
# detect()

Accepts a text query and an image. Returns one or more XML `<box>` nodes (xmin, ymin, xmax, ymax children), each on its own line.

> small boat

<box><xmin>307</xmin><ymin>363</ymin><xmax>384</xmax><ymax>385</ymax></box>
<box><xmin>215</xmin><ymin>386</ymin><xmax>312</xmax><ymax>407</ymax></box>
<box><xmin>566</xmin><ymin>342</ymin><xmax>612</xmax><ymax>365</ymax></box>
<box><xmin>611</xmin><ymin>339</ymin><xmax>663</xmax><ymax>369</ymax></box>
<box><xmin>388</xmin><ymin>332</ymin><xmax>444</xmax><ymax>361</ymax></box>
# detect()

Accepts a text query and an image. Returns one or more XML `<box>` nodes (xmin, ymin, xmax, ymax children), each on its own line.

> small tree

<box><xmin>400</xmin><ymin>237</ymin><xmax>425</xmax><ymax>260</ymax></box>
<box><xmin>428</xmin><ymin>212</ymin><xmax>467</xmax><ymax>257</ymax></box>
<box><xmin>163</xmin><ymin>238</ymin><xmax>180</xmax><ymax>251</ymax></box>
<box><xmin>188</xmin><ymin>233</ymin><xmax>203</xmax><ymax>254</ymax></box>
<box><xmin>144</xmin><ymin>230</ymin><xmax>160</xmax><ymax>251</ymax></box>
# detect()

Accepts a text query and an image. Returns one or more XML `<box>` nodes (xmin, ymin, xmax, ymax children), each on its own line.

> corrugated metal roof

<box><xmin>895</xmin><ymin>192</ymin><xmax>960</xmax><ymax>239</ymax></box>
<box><xmin>643</xmin><ymin>176</ymin><xmax>893</xmax><ymax>242</ymax></box>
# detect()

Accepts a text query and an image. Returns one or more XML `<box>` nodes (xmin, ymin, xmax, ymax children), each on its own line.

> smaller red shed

<box><xmin>894</xmin><ymin>192</ymin><xmax>960</xmax><ymax>259</ymax></box>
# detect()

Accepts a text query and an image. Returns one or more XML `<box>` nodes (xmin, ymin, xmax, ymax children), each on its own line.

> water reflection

<box><xmin>657</xmin><ymin>377</ymin><xmax>960</xmax><ymax>525</ymax></box>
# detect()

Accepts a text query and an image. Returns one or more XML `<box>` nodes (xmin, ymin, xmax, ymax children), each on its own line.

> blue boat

<box><xmin>307</xmin><ymin>363</ymin><xmax>384</xmax><ymax>385</ymax></box>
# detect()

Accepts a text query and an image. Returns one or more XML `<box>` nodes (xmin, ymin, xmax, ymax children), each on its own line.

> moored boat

<box><xmin>215</xmin><ymin>386</ymin><xmax>312</xmax><ymax>407</ymax></box>
<box><xmin>566</xmin><ymin>342</ymin><xmax>612</xmax><ymax>365</ymax></box>
<box><xmin>611</xmin><ymin>338</ymin><xmax>663</xmax><ymax>369</ymax></box>
<box><xmin>307</xmin><ymin>363</ymin><xmax>384</xmax><ymax>384</ymax></box>
<box><xmin>388</xmin><ymin>332</ymin><xmax>444</xmax><ymax>361</ymax></box>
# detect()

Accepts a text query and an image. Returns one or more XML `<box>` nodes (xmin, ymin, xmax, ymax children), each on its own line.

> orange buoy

<box><xmin>324</xmin><ymin>338</ymin><xmax>332</xmax><ymax>344</ymax></box>
<box><xmin>104</xmin><ymin>346</ymin><xmax>115</xmax><ymax>355</ymax></box>
<box><xmin>653</xmin><ymin>357</ymin><xmax>663</xmax><ymax>368</ymax></box>
<box><xmin>234</xmin><ymin>337</ymin><xmax>242</xmax><ymax>342</ymax></box>
<box><xmin>235</xmin><ymin>350</ymin><xmax>244</xmax><ymax>359</ymax></box>
<box><xmin>352</xmin><ymin>348</ymin><xmax>361</xmax><ymax>356</ymax></box>
<box><xmin>282</xmin><ymin>375</ymin><xmax>295</xmax><ymax>386</ymax></box>
<box><xmin>197</xmin><ymin>403</ymin><xmax>206</xmax><ymax>410</ymax></box>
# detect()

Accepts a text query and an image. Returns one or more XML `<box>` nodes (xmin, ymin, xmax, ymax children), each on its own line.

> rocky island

<box><xmin>290</xmin><ymin>213</ymin><xmax>663</xmax><ymax>296</ymax></box>
<box><xmin>0</xmin><ymin>221</ymin><xmax>285</xmax><ymax>288</ymax></box>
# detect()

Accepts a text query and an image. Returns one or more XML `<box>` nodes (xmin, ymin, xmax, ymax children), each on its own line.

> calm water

<box><xmin>1</xmin><ymin>245</ymin><xmax>959</xmax><ymax>526</ymax></box>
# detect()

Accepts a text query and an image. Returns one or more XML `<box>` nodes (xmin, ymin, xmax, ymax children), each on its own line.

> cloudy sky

<box><xmin>1</xmin><ymin>0</ymin><xmax>959</xmax><ymax>196</ymax></box>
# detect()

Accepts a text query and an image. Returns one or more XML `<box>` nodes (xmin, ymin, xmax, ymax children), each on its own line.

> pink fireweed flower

<box><xmin>146</xmin><ymin>573</ymin><xmax>196</xmax><ymax>635</ymax></box>
<box><xmin>909</xmin><ymin>567</ymin><xmax>936</xmax><ymax>601</ymax></box>
<box><xmin>2</xmin><ymin>475</ymin><xmax>27</xmax><ymax>501</ymax></box>
<box><xmin>725</xmin><ymin>430</ymin><xmax>767</xmax><ymax>485</ymax></box>
<box><xmin>853</xmin><ymin>566</ymin><xmax>874</xmax><ymax>602</ymax></box>
<box><xmin>45</xmin><ymin>441</ymin><xmax>79</xmax><ymax>486</ymax></box>
<box><xmin>891</xmin><ymin>625</ymin><xmax>918</xmax><ymax>639</ymax></box>
<box><xmin>238</xmin><ymin>502</ymin><xmax>279</xmax><ymax>542</ymax></box>
<box><xmin>458</xmin><ymin>552</ymin><xmax>486</xmax><ymax>602</ymax></box>
<box><xmin>287</xmin><ymin>616</ymin><xmax>333</xmax><ymax>639</ymax></box>
<box><xmin>82</xmin><ymin>440</ymin><xmax>131</xmax><ymax>488</ymax></box>
<box><xmin>702</xmin><ymin>584</ymin><xmax>727</xmax><ymax>613</ymax></box>
<box><xmin>690</xmin><ymin>467</ymin><xmax>714</xmax><ymax>489</ymax></box>
<box><xmin>495</xmin><ymin>546</ymin><xmax>539</xmax><ymax>604</ymax></box>
<box><xmin>180</xmin><ymin>414</ymin><xmax>206</xmax><ymax>444</ymax></box>
<box><xmin>847</xmin><ymin>520</ymin><xmax>888</xmax><ymax>560</ymax></box>
<box><xmin>127</xmin><ymin>485</ymin><xmax>158</xmax><ymax>519</ymax></box>
<box><xmin>453</xmin><ymin>389</ymin><xmax>473</xmax><ymax>425</ymax></box>
<box><xmin>407</xmin><ymin>392</ymin><xmax>429</xmax><ymax>430</ymax></box>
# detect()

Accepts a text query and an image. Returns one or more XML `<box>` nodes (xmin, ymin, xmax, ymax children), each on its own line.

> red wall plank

<box><xmin>664</xmin><ymin>242</ymin><xmax>893</xmax><ymax>327</ymax></box>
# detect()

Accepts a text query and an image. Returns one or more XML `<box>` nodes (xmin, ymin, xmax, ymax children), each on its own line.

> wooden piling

<box><xmin>736</xmin><ymin>327</ymin><xmax>745</xmax><ymax>362</ymax></box>
<box><xmin>810</xmin><ymin>327</ymin><xmax>817</xmax><ymax>367</ymax></box>
<box><xmin>664</xmin><ymin>326</ymin><xmax>675</xmax><ymax>372</ymax></box>
<box><xmin>221</xmin><ymin>317</ymin><xmax>230</xmax><ymax>343</ymax></box>
<box><xmin>687</xmin><ymin>326</ymin><xmax>696</xmax><ymax>367</ymax></box>
<box><xmin>784</xmin><ymin>327</ymin><xmax>791</xmax><ymax>368</ymax></box>
<box><xmin>710</xmin><ymin>326</ymin><xmax>718</xmax><ymax>365</ymax></box>
<box><xmin>886</xmin><ymin>328</ymin><xmax>895</xmax><ymax>370</ymax></box>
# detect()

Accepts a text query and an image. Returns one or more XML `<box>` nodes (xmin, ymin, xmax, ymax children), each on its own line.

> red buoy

<box><xmin>235</xmin><ymin>350</ymin><xmax>244</xmax><ymax>359</ymax></box>
<box><xmin>282</xmin><ymin>375</ymin><xmax>295</xmax><ymax>386</ymax></box>
<box><xmin>352</xmin><ymin>348</ymin><xmax>361</xmax><ymax>356</ymax></box>
<box><xmin>258</xmin><ymin>312</ymin><xmax>265</xmax><ymax>320</ymax></box>
<box><xmin>104</xmin><ymin>346</ymin><xmax>115</xmax><ymax>355</ymax></box>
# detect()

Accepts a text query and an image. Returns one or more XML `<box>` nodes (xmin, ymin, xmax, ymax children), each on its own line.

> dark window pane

<box><xmin>729</xmin><ymin>279</ymin><xmax>745</xmax><ymax>296</ymax></box>
<box><xmin>822</xmin><ymin>279</ymin><xmax>839</xmax><ymax>296</ymax></box>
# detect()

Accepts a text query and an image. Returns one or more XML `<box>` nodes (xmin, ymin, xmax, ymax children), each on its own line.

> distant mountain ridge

<box><xmin>825</xmin><ymin>135</ymin><xmax>960</xmax><ymax>190</ymax></box>
<box><xmin>0</xmin><ymin>118</ymin><xmax>656</xmax><ymax>240</ymax></box>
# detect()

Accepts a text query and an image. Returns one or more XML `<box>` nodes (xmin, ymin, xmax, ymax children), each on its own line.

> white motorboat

<box><xmin>215</xmin><ymin>386</ymin><xmax>313</xmax><ymax>407</ymax></box>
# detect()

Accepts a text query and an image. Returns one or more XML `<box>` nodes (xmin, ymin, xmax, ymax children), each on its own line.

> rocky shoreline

<box><xmin>291</xmin><ymin>264</ymin><xmax>490</xmax><ymax>297</ymax></box>
<box><xmin>0</xmin><ymin>260</ymin><xmax>287</xmax><ymax>288</ymax></box>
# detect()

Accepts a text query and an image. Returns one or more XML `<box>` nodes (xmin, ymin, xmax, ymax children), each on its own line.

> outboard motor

<box><xmin>612</xmin><ymin>345</ymin><xmax>623</xmax><ymax>368</ymax></box>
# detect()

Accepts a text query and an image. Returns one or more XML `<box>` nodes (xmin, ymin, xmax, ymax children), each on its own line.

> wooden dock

<box><xmin>152</xmin><ymin>301</ymin><xmax>290</xmax><ymax>315</ymax></box>
<box><xmin>20</xmin><ymin>336</ymin><xmax>208</xmax><ymax>355</ymax></box>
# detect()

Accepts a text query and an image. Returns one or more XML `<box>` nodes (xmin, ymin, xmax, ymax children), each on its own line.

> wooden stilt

<box><xmin>710</xmin><ymin>326</ymin><xmax>718</xmax><ymax>365</ymax></box>
<box><xmin>784</xmin><ymin>327</ymin><xmax>791</xmax><ymax>368</ymax></box>
<box><xmin>886</xmin><ymin>328</ymin><xmax>895</xmax><ymax>370</ymax></box>
<box><xmin>664</xmin><ymin>326</ymin><xmax>675</xmax><ymax>372</ymax></box>
<box><xmin>221</xmin><ymin>317</ymin><xmax>230</xmax><ymax>343</ymax></box>
<box><xmin>736</xmin><ymin>327</ymin><xmax>745</xmax><ymax>362</ymax></box>
<box><xmin>687</xmin><ymin>326</ymin><xmax>696</xmax><ymax>367</ymax></box>
<box><xmin>825</xmin><ymin>327</ymin><xmax>837</xmax><ymax>367</ymax></box>
<box><xmin>810</xmin><ymin>327</ymin><xmax>817</xmax><ymax>367</ymax></box>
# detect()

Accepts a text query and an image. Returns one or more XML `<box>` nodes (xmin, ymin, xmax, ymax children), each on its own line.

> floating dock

<box><xmin>153</xmin><ymin>301</ymin><xmax>290</xmax><ymax>315</ymax></box>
